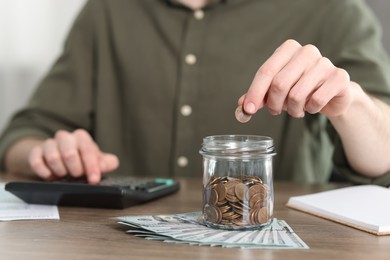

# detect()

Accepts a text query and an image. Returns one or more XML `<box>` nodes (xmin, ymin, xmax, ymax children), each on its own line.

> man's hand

<box><xmin>21</xmin><ymin>129</ymin><xmax>119</xmax><ymax>184</ymax></box>
<box><xmin>237</xmin><ymin>39</ymin><xmax>353</xmax><ymax>119</ymax></box>
<box><xmin>236</xmin><ymin>39</ymin><xmax>390</xmax><ymax>177</ymax></box>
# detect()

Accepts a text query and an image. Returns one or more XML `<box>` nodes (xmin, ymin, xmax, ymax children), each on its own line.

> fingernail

<box><xmin>245</xmin><ymin>102</ymin><xmax>256</xmax><ymax>114</ymax></box>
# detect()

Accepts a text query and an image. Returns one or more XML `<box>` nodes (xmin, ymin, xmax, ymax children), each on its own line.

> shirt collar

<box><xmin>165</xmin><ymin>0</ymin><xmax>227</xmax><ymax>9</ymax></box>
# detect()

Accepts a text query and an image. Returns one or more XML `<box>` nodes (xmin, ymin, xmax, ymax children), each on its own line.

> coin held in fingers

<box><xmin>235</xmin><ymin>105</ymin><xmax>252</xmax><ymax>123</ymax></box>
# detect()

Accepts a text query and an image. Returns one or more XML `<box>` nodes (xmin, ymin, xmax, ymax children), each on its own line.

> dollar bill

<box><xmin>117</xmin><ymin>212</ymin><xmax>309</xmax><ymax>249</ymax></box>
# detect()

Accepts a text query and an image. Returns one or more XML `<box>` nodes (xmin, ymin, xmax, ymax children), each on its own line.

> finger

<box><xmin>238</xmin><ymin>94</ymin><xmax>246</xmax><ymax>106</ymax></box>
<box><xmin>306</xmin><ymin>68</ymin><xmax>351</xmax><ymax>117</ymax></box>
<box><xmin>73</xmin><ymin>129</ymin><xmax>102</xmax><ymax>184</ymax></box>
<box><xmin>42</xmin><ymin>139</ymin><xmax>68</xmax><ymax>178</ymax></box>
<box><xmin>286</xmin><ymin>57</ymin><xmax>334</xmax><ymax>117</ymax></box>
<box><xmin>243</xmin><ymin>39</ymin><xmax>302</xmax><ymax>114</ymax></box>
<box><xmin>99</xmin><ymin>153</ymin><xmax>120</xmax><ymax>173</ymax></box>
<box><xmin>267</xmin><ymin>44</ymin><xmax>321</xmax><ymax>115</ymax></box>
<box><xmin>28</xmin><ymin>145</ymin><xmax>52</xmax><ymax>179</ymax></box>
<box><xmin>55</xmin><ymin>130</ymin><xmax>84</xmax><ymax>178</ymax></box>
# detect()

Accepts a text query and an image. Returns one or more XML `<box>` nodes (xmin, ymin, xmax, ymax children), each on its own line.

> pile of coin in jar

<box><xmin>203</xmin><ymin>176</ymin><xmax>270</xmax><ymax>228</ymax></box>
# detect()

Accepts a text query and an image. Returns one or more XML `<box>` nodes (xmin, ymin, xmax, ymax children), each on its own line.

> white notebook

<box><xmin>286</xmin><ymin>185</ymin><xmax>390</xmax><ymax>235</ymax></box>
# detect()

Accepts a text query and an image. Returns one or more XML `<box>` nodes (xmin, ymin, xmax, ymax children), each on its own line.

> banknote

<box><xmin>117</xmin><ymin>212</ymin><xmax>309</xmax><ymax>249</ymax></box>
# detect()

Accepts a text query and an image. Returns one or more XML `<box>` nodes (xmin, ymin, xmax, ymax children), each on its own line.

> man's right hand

<box><xmin>5</xmin><ymin>129</ymin><xmax>119</xmax><ymax>184</ymax></box>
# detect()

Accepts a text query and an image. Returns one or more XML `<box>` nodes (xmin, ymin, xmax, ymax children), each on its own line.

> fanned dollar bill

<box><xmin>116</xmin><ymin>212</ymin><xmax>308</xmax><ymax>249</ymax></box>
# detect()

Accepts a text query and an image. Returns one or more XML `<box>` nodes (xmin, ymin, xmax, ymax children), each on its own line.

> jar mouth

<box><xmin>200</xmin><ymin>135</ymin><xmax>276</xmax><ymax>157</ymax></box>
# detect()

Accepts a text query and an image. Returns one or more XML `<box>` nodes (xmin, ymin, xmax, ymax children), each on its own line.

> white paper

<box><xmin>0</xmin><ymin>183</ymin><xmax>59</xmax><ymax>221</ymax></box>
<box><xmin>286</xmin><ymin>185</ymin><xmax>390</xmax><ymax>233</ymax></box>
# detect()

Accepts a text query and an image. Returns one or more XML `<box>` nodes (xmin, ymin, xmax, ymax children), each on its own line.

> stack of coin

<box><xmin>203</xmin><ymin>176</ymin><xmax>270</xmax><ymax>228</ymax></box>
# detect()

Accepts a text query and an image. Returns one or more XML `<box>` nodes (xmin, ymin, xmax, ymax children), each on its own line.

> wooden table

<box><xmin>1</xmin><ymin>173</ymin><xmax>389</xmax><ymax>260</ymax></box>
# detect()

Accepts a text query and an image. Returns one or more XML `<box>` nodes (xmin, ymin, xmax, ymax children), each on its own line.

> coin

<box><xmin>217</xmin><ymin>199</ymin><xmax>228</xmax><ymax>206</ymax></box>
<box><xmin>225</xmin><ymin>193</ymin><xmax>239</xmax><ymax>203</ymax></box>
<box><xmin>235</xmin><ymin>105</ymin><xmax>252</xmax><ymax>123</ymax></box>
<box><xmin>204</xmin><ymin>204</ymin><xmax>222</xmax><ymax>224</ymax></box>
<box><xmin>214</xmin><ymin>182</ymin><xmax>226</xmax><ymax>202</ymax></box>
<box><xmin>209</xmin><ymin>176</ymin><xmax>222</xmax><ymax>186</ymax></box>
<box><xmin>249</xmin><ymin>192</ymin><xmax>263</xmax><ymax>208</ymax></box>
<box><xmin>232</xmin><ymin>206</ymin><xmax>245</xmax><ymax>215</ymax></box>
<box><xmin>248</xmin><ymin>184</ymin><xmax>266</xmax><ymax>200</ymax></box>
<box><xmin>222</xmin><ymin>211</ymin><xmax>236</xmax><ymax>219</ymax></box>
<box><xmin>248</xmin><ymin>208</ymin><xmax>257</xmax><ymax>225</ymax></box>
<box><xmin>235</xmin><ymin>183</ymin><xmax>248</xmax><ymax>201</ymax></box>
<box><xmin>204</xmin><ymin>175</ymin><xmax>270</xmax><ymax>228</ymax></box>
<box><xmin>251</xmin><ymin>176</ymin><xmax>263</xmax><ymax>184</ymax></box>
<box><xmin>207</xmin><ymin>188</ymin><xmax>218</xmax><ymax>205</ymax></box>
<box><xmin>251</xmin><ymin>199</ymin><xmax>266</xmax><ymax>209</ymax></box>
<box><xmin>225</xmin><ymin>179</ymin><xmax>240</xmax><ymax>196</ymax></box>
<box><xmin>256</xmin><ymin>207</ymin><xmax>269</xmax><ymax>224</ymax></box>
<box><xmin>219</xmin><ymin>204</ymin><xmax>231</xmax><ymax>213</ymax></box>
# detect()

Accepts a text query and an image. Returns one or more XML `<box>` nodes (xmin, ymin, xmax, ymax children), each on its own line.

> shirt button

<box><xmin>194</xmin><ymin>9</ymin><xmax>204</xmax><ymax>20</ymax></box>
<box><xmin>185</xmin><ymin>54</ymin><xmax>197</xmax><ymax>65</ymax></box>
<box><xmin>177</xmin><ymin>156</ymin><xmax>189</xmax><ymax>167</ymax></box>
<box><xmin>180</xmin><ymin>105</ymin><xmax>192</xmax><ymax>116</ymax></box>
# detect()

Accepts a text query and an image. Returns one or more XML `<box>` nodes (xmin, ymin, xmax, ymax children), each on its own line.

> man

<box><xmin>1</xmin><ymin>0</ymin><xmax>390</xmax><ymax>185</ymax></box>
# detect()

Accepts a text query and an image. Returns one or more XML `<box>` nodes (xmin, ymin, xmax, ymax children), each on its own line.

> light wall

<box><xmin>0</xmin><ymin>0</ymin><xmax>86</xmax><ymax>131</ymax></box>
<box><xmin>367</xmin><ymin>0</ymin><xmax>390</xmax><ymax>54</ymax></box>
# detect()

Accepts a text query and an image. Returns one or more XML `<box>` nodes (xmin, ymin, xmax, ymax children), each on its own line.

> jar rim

<box><xmin>200</xmin><ymin>135</ymin><xmax>276</xmax><ymax>157</ymax></box>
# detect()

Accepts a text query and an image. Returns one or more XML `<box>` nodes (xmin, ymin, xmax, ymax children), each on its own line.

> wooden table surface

<box><xmin>1</xmin><ymin>173</ymin><xmax>389</xmax><ymax>260</ymax></box>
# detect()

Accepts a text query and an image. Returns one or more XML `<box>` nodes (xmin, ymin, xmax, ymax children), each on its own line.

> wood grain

<box><xmin>1</xmin><ymin>173</ymin><xmax>389</xmax><ymax>260</ymax></box>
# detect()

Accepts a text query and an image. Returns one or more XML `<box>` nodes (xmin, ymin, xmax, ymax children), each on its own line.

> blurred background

<box><xmin>0</xmin><ymin>0</ymin><xmax>86</xmax><ymax>131</ymax></box>
<box><xmin>0</xmin><ymin>0</ymin><xmax>389</xmax><ymax>132</ymax></box>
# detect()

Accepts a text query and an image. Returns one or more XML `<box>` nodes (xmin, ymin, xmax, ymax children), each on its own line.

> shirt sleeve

<box><xmin>328</xmin><ymin>124</ymin><xmax>390</xmax><ymax>187</ymax></box>
<box><xmin>0</xmin><ymin>0</ymin><xmax>99</xmax><ymax>171</ymax></box>
<box><xmin>323</xmin><ymin>0</ymin><xmax>390</xmax><ymax>186</ymax></box>
<box><xmin>321</xmin><ymin>0</ymin><xmax>390</xmax><ymax>100</ymax></box>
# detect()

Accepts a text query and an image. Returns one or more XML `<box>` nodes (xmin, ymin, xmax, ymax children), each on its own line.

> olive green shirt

<box><xmin>1</xmin><ymin>0</ymin><xmax>390</xmax><ymax>185</ymax></box>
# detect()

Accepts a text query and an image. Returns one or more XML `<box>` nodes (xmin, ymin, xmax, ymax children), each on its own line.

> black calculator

<box><xmin>5</xmin><ymin>176</ymin><xmax>180</xmax><ymax>209</ymax></box>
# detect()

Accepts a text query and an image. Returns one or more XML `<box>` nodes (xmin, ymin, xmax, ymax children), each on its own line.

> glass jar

<box><xmin>199</xmin><ymin>135</ymin><xmax>276</xmax><ymax>230</ymax></box>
